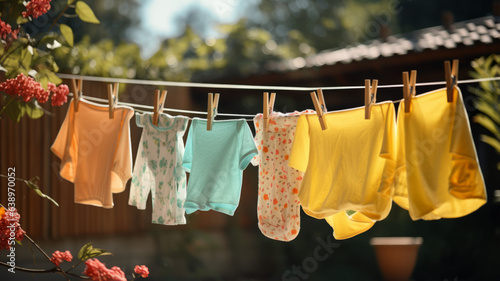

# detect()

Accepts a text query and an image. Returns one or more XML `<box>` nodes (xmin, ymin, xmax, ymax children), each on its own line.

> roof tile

<box><xmin>269</xmin><ymin>16</ymin><xmax>500</xmax><ymax>72</ymax></box>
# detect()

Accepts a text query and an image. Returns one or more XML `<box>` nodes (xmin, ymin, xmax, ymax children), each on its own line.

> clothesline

<box><xmin>57</xmin><ymin>73</ymin><xmax>500</xmax><ymax>91</ymax></box>
<box><xmin>61</xmin><ymin>73</ymin><xmax>500</xmax><ymax>119</ymax></box>
<box><xmin>80</xmin><ymin>95</ymin><xmax>256</xmax><ymax>119</ymax></box>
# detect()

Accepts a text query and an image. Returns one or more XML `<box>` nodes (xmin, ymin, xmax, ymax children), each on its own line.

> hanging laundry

<box><xmin>289</xmin><ymin>103</ymin><xmax>396</xmax><ymax>239</ymax></box>
<box><xmin>393</xmin><ymin>87</ymin><xmax>486</xmax><ymax>220</ymax></box>
<box><xmin>251</xmin><ymin>111</ymin><xmax>311</xmax><ymax>242</ymax></box>
<box><xmin>51</xmin><ymin>99</ymin><xmax>134</xmax><ymax>208</ymax></box>
<box><xmin>182</xmin><ymin>118</ymin><xmax>258</xmax><ymax>216</ymax></box>
<box><xmin>129</xmin><ymin>113</ymin><xmax>189</xmax><ymax>225</ymax></box>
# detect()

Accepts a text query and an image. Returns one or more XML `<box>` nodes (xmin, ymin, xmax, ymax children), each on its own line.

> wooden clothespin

<box><xmin>207</xmin><ymin>92</ymin><xmax>220</xmax><ymax>131</ymax></box>
<box><xmin>403</xmin><ymin>70</ymin><xmax>417</xmax><ymax>113</ymax></box>
<box><xmin>107</xmin><ymin>83</ymin><xmax>118</xmax><ymax>119</ymax></box>
<box><xmin>71</xmin><ymin>78</ymin><xmax>83</xmax><ymax>112</ymax></box>
<box><xmin>263</xmin><ymin>92</ymin><xmax>276</xmax><ymax>131</ymax></box>
<box><xmin>365</xmin><ymin>79</ymin><xmax>378</xmax><ymax>119</ymax></box>
<box><xmin>444</xmin><ymin>59</ymin><xmax>459</xmax><ymax>102</ymax></box>
<box><xmin>310</xmin><ymin>88</ymin><xmax>327</xmax><ymax>130</ymax></box>
<box><xmin>152</xmin><ymin>89</ymin><xmax>167</xmax><ymax>126</ymax></box>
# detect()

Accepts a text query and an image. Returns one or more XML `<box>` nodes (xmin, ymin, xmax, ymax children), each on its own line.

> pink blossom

<box><xmin>50</xmin><ymin>250</ymin><xmax>73</xmax><ymax>266</ymax></box>
<box><xmin>0</xmin><ymin>207</ymin><xmax>26</xmax><ymax>251</ymax></box>
<box><xmin>0</xmin><ymin>73</ymin><xmax>69</xmax><ymax>106</ymax></box>
<box><xmin>0</xmin><ymin>19</ymin><xmax>18</xmax><ymax>40</ymax></box>
<box><xmin>22</xmin><ymin>0</ymin><xmax>52</xmax><ymax>19</ymax></box>
<box><xmin>50</xmin><ymin>83</ymin><xmax>69</xmax><ymax>106</ymax></box>
<box><xmin>83</xmin><ymin>259</ymin><xmax>126</xmax><ymax>281</ymax></box>
<box><xmin>134</xmin><ymin>265</ymin><xmax>149</xmax><ymax>278</ymax></box>
<box><xmin>11</xmin><ymin>28</ymin><xmax>19</xmax><ymax>40</ymax></box>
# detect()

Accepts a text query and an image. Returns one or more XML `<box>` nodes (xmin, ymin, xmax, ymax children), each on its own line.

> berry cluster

<box><xmin>0</xmin><ymin>207</ymin><xmax>26</xmax><ymax>251</ymax></box>
<box><xmin>50</xmin><ymin>250</ymin><xmax>73</xmax><ymax>266</ymax></box>
<box><xmin>134</xmin><ymin>265</ymin><xmax>149</xmax><ymax>278</ymax></box>
<box><xmin>83</xmin><ymin>259</ymin><xmax>127</xmax><ymax>281</ymax></box>
<box><xmin>0</xmin><ymin>73</ymin><xmax>69</xmax><ymax>106</ymax></box>
<box><xmin>22</xmin><ymin>0</ymin><xmax>52</xmax><ymax>19</ymax></box>
<box><xmin>0</xmin><ymin>19</ymin><xmax>19</xmax><ymax>40</ymax></box>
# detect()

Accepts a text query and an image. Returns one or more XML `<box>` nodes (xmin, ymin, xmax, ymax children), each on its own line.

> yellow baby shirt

<box><xmin>289</xmin><ymin>103</ymin><xmax>396</xmax><ymax>239</ymax></box>
<box><xmin>51</xmin><ymin>99</ymin><xmax>134</xmax><ymax>208</ymax></box>
<box><xmin>393</xmin><ymin>87</ymin><xmax>486</xmax><ymax>220</ymax></box>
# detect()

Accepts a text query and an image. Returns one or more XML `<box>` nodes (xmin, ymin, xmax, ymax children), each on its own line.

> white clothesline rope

<box><xmin>61</xmin><ymin>73</ymin><xmax>500</xmax><ymax>119</ymax></box>
<box><xmin>57</xmin><ymin>73</ymin><xmax>500</xmax><ymax>92</ymax></box>
<box><xmin>79</xmin><ymin>95</ymin><xmax>256</xmax><ymax>119</ymax></box>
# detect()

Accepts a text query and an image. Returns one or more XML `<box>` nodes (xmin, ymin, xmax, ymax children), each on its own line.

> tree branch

<box><xmin>0</xmin><ymin>261</ymin><xmax>90</xmax><ymax>279</ymax></box>
<box><xmin>0</xmin><ymin>260</ymin><xmax>57</xmax><ymax>273</ymax></box>
<box><xmin>48</xmin><ymin>4</ymin><xmax>72</xmax><ymax>32</ymax></box>
<box><xmin>23</xmin><ymin>233</ymin><xmax>71</xmax><ymax>280</ymax></box>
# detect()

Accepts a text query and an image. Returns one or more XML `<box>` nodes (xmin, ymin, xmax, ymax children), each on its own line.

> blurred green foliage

<box><xmin>469</xmin><ymin>54</ymin><xmax>500</xmax><ymax>169</ymax></box>
<box><xmin>253</xmin><ymin>0</ymin><xmax>493</xmax><ymax>51</ymax></box>
<box><xmin>54</xmin><ymin>19</ymin><xmax>314</xmax><ymax>81</ymax></box>
<box><xmin>255</xmin><ymin>0</ymin><xmax>402</xmax><ymax>50</ymax></box>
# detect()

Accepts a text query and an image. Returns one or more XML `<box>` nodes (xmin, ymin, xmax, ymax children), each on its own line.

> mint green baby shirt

<box><xmin>182</xmin><ymin>118</ymin><xmax>257</xmax><ymax>215</ymax></box>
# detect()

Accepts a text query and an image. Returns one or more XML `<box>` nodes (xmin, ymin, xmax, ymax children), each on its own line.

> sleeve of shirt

<box><xmin>239</xmin><ymin>120</ymin><xmax>258</xmax><ymax>170</ymax></box>
<box><xmin>135</xmin><ymin>112</ymin><xmax>146</xmax><ymax>128</ymax></box>
<box><xmin>182</xmin><ymin>120</ymin><xmax>194</xmax><ymax>173</ymax></box>
<box><xmin>289</xmin><ymin>114</ymin><xmax>310</xmax><ymax>172</ymax></box>
<box><xmin>112</xmin><ymin>108</ymin><xmax>134</xmax><ymax>193</ymax></box>
<box><xmin>449</xmin><ymin>87</ymin><xmax>486</xmax><ymax>197</ymax></box>
<box><xmin>51</xmin><ymin>100</ymin><xmax>73</xmax><ymax>159</ymax></box>
<box><xmin>250</xmin><ymin>116</ymin><xmax>261</xmax><ymax>166</ymax></box>
<box><xmin>177</xmin><ymin>116</ymin><xmax>189</xmax><ymax>134</ymax></box>
<box><xmin>51</xmin><ymin>100</ymin><xmax>77</xmax><ymax>182</ymax></box>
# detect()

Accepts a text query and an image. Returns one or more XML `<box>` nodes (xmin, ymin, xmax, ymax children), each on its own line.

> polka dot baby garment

<box><xmin>129</xmin><ymin>113</ymin><xmax>189</xmax><ymax>225</ymax></box>
<box><xmin>251</xmin><ymin>111</ymin><xmax>311</xmax><ymax>241</ymax></box>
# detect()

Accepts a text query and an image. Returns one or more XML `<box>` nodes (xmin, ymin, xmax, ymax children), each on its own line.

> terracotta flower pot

<box><xmin>370</xmin><ymin>237</ymin><xmax>423</xmax><ymax>281</ymax></box>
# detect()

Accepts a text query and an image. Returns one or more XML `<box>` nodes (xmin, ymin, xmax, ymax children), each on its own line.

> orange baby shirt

<box><xmin>51</xmin><ymin>99</ymin><xmax>134</xmax><ymax>208</ymax></box>
<box><xmin>289</xmin><ymin>103</ymin><xmax>396</xmax><ymax>239</ymax></box>
<box><xmin>393</xmin><ymin>87</ymin><xmax>486</xmax><ymax>220</ymax></box>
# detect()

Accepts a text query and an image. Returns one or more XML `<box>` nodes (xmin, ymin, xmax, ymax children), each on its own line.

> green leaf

<box><xmin>4</xmin><ymin>98</ymin><xmax>24</xmax><ymax>123</ymax></box>
<box><xmin>475</xmin><ymin>101</ymin><xmax>500</xmax><ymax>125</ymax></box>
<box><xmin>16</xmin><ymin>16</ymin><xmax>29</xmax><ymax>25</ymax></box>
<box><xmin>474</xmin><ymin>114</ymin><xmax>500</xmax><ymax>140</ymax></box>
<box><xmin>24</xmin><ymin>177</ymin><xmax>59</xmax><ymax>207</ymax></box>
<box><xmin>3</xmin><ymin>56</ymin><xmax>19</xmax><ymax>74</ymax></box>
<box><xmin>17</xmin><ymin>38</ymin><xmax>29</xmax><ymax>45</ymax></box>
<box><xmin>76</xmin><ymin>2</ymin><xmax>101</xmax><ymax>24</ymax></box>
<box><xmin>68</xmin><ymin>0</ymin><xmax>76</xmax><ymax>4</ymax></box>
<box><xmin>481</xmin><ymin>134</ymin><xmax>500</xmax><ymax>154</ymax></box>
<box><xmin>20</xmin><ymin>48</ymin><xmax>32</xmax><ymax>69</ymax></box>
<box><xmin>52</xmin><ymin>61</ymin><xmax>59</xmax><ymax>73</ymax></box>
<box><xmin>78</xmin><ymin>243</ymin><xmax>112</xmax><ymax>261</ymax></box>
<box><xmin>25</xmin><ymin>103</ymin><xmax>44</xmax><ymax>119</ymax></box>
<box><xmin>46</xmin><ymin>71</ymin><xmax>62</xmax><ymax>85</ymax></box>
<box><xmin>39</xmin><ymin>76</ymin><xmax>49</xmax><ymax>90</ymax></box>
<box><xmin>39</xmin><ymin>34</ymin><xmax>58</xmax><ymax>47</ymax></box>
<box><xmin>59</xmin><ymin>24</ymin><xmax>73</xmax><ymax>47</ymax></box>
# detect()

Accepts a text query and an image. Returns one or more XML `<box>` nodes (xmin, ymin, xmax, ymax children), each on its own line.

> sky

<box><xmin>135</xmin><ymin>0</ymin><xmax>259</xmax><ymax>57</ymax></box>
